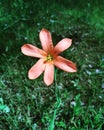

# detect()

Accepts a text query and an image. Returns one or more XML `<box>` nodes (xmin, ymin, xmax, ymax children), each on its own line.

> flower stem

<box><xmin>48</xmin><ymin>69</ymin><xmax>61</xmax><ymax>130</ymax></box>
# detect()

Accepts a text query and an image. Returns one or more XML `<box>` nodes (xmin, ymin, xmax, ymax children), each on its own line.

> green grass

<box><xmin>0</xmin><ymin>0</ymin><xmax>104</xmax><ymax>129</ymax></box>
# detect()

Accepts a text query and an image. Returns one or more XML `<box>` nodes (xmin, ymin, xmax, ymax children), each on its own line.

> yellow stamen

<box><xmin>46</xmin><ymin>54</ymin><xmax>53</xmax><ymax>62</ymax></box>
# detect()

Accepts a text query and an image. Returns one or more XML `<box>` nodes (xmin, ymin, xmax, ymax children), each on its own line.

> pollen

<box><xmin>46</xmin><ymin>54</ymin><xmax>53</xmax><ymax>62</ymax></box>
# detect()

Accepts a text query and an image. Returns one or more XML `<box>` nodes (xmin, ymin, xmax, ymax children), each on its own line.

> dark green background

<box><xmin>0</xmin><ymin>0</ymin><xmax>104</xmax><ymax>129</ymax></box>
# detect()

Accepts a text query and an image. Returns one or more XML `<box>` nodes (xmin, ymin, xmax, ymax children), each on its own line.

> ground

<box><xmin>0</xmin><ymin>0</ymin><xmax>104</xmax><ymax>130</ymax></box>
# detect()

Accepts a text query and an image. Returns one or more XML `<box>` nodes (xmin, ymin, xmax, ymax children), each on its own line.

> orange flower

<box><xmin>21</xmin><ymin>29</ymin><xmax>77</xmax><ymax>86</ymax></box>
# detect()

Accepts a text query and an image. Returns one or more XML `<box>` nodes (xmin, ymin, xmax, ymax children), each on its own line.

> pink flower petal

<box><xmin>54</xmin><ymin>38</ymin><xmax>72</xmax><ymax>54</ymax></box>
<box><xmin>44</xmin><ymin>63</ymin><xmax>54</xmax><ymax>86</ymax></box>
<box><xmin>28</xmin><ymin>59</ymin><xmax>45</xmax><ymax>79</ymax></box>
<box><xmin>21</xmin><ymin>44</ymin><xmax>46</xmax><ymax>58</ymax></box>
<box><xmin>39</xmin><ymin>29</ymin><xmax>53</xmax><ymax>53</ymax></box>
<box><xmin>54</xmin><ymin>56</ymin><xmax>77</xmax><ymax>72</ymax></box>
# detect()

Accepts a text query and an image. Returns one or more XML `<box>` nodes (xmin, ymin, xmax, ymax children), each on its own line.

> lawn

<box><xmin>0</xmin><ymin>0</ymin><xmax>104</xmax><ymax>130</ymax></box>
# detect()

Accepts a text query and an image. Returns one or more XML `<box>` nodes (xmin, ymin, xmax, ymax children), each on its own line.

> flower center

<box><xmin>46</xmin><ymin>54</ymin><xmax>53</xmax><ymax>62</ymax></box>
